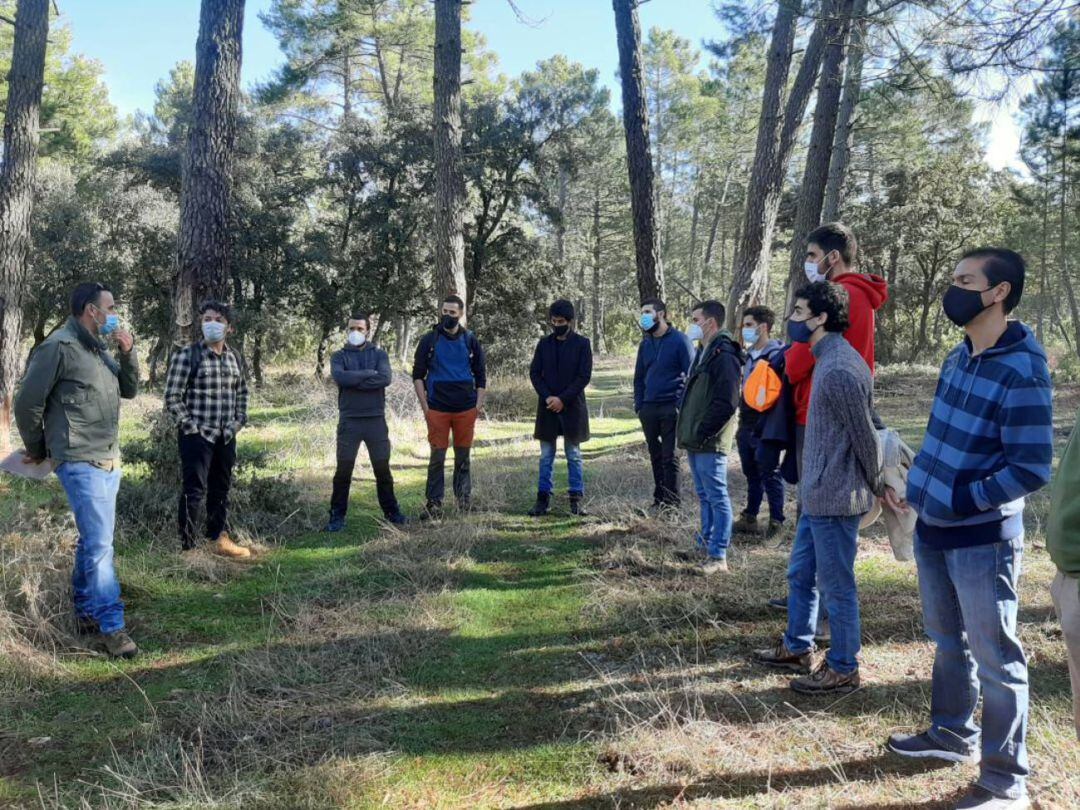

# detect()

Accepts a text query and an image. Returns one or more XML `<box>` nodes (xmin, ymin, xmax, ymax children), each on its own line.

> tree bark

<box><xmin>725</xmin><ymin>0</ymin><xmax>836</xmax><ymax>329</ymax></box>
<box><xmin>822</xmin><ymin>0</ymin><xmax>868</xmax><ymax>222</ymax></box>
<box><xmin>613</xmin><ymin>0</ymin><xmax>664</xmax><ymax>302</ymax></box>
<box><xmin>784</xmin><ymin>0</ymin><xmax>855</xmax><ymax>310</ymax></box>
<box><xmin>433</xmin><ymin>0</ymin><xmax>466</xmax><ymax>301</ymax></box>
<box><xmin>174</xmin><ymin>0</ymin><xmax>245</xmax><ymax>344</ymax></box>
<box><xmin>0</xmin><ymin>0</ymin><xmax>48</xmax><ymax>453</ymax></box>
<box><xmin>592</xmin><ymin>189</ymin><xmax>605</xmax><ymax>354</ymax></box>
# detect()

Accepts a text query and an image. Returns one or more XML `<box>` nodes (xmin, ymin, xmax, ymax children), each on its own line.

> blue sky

<box><xmin>62</xmin><ymin>0</ymin><xmax>1021</xmax><ymax>169</ymax></box>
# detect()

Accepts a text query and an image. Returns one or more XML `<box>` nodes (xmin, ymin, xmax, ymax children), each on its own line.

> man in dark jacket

<box><xmin>676</xmin><ymin>299</ymin><xmax>744</xmax><ymax>573</ymax></box>
<box><xmin>527</xmin><ymin>299</ymin><xmax>593</xmax><ymax>517</ymax></box>
<box><xmin>325</xmin><ymin>311</ymin><xmax>408</xmax><ymax>532</ymax></box>
<box><xmin>635</xmin><ymin>297</ymin><xmax>695</xmax><ymax>509</ymax></box>
<box><xmin>412</xmin><ymin>294</ymin><xmax>487</xmax><ymax>518</ymax></box>
<box><xmin>14</xmin><ymin>282</ymin><xmax>139</xmax><ymax>659</ymax></box>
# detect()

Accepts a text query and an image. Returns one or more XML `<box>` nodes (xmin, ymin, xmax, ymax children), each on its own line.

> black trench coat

<box><xmin>529</xmin><ymin>331</ymin><xmax>593</xmax><ymax>444</ymax></box>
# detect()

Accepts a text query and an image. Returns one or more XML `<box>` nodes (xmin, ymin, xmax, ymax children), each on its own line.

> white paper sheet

<box><xmin>0</xmin><ymin>451</ymin><xmax>55</xmax><ymax>480</ymax></box>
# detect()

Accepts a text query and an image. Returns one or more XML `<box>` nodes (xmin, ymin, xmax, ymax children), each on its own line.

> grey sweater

<box><xmin>800</xmin><ymin>333</ymin><xmax>884</xmax><ymax>517</ymax></box>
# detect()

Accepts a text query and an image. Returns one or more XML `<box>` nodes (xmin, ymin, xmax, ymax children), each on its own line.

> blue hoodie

<box><xmin>907</xmin><ymin>321</ymin><xmax>1053</xmax><ymax>549</ymax></box>
<box><xmin>633</xmin><ymin>327</ymin><xmax>695</xmax><ymax>412</ymax></box>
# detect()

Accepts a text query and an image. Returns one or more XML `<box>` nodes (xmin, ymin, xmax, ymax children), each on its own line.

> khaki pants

<box><xmin>1050</xmin><ymin>570</ymin><xmax>1080</xmax><ymax>738</ymax></box>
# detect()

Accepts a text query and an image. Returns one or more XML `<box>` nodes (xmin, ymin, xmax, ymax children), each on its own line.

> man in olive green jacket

<box><xmin>1048</xmin><ymin>415</ymin><xmax>1080</xmax><ymax>737</ymax></box>
<box><xmin>14</xmin><ymin>283</ymin><xmax>139</xmax><ymax>658</ymax></box>
<box><xmin>676</xmin><ymin>299</ymin><xmax>744</xmax><ymax>572</ymax></box>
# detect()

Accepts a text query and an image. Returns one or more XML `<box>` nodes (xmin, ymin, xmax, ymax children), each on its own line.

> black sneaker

<box><xmin>384</xmin><ymin>512</ymin><xmax>410</xmax><ymax>526</ymax></box>
<box><xmin>767</xmin><ymin>596</ymin><xmax>789</xmax><ymax>612</ymax></box>
<box><xmin>885</xmin><ymin>730</ymin><xmax>979</xmax><ymax>764</ymax></box>
<box><xmin>527</xmin><ymin>491</ymin><xmax>551</xmax><ymax>517</ymax></box>
<box><xmin>569</xmin><ymin>494</ymin><xmax>587</xmax><ymax>516</ymax></box>
<box><xmin>324</xmin><ymin>515</ymin><xmax>346</xmax><ymax>533</ymax></box>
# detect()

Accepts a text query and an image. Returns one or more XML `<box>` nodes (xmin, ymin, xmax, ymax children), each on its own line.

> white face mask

<box><xmin>686</xmin><ymin>323</ymin><xmax>704</xmax><ymax>343</ymax></box>
<box><xmin>347</xmin><ymin>331</ymin><xmax>366</xmax><ymax>347</ymax></box>
<box><xmin>804</xmin><ymin>260</ymin><xmax>826</xmax><ymax>284</ymax></box>
<box><xmin>202</xmin><ymin>321</ymin><xmax>227</xmax><ymax>343</ymax></box>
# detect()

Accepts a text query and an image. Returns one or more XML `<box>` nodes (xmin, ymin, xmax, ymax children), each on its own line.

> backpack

<box><xmin>743</xmin><ymin>358</ymin><xmax>782</xmax><ymax>413</ymax></box>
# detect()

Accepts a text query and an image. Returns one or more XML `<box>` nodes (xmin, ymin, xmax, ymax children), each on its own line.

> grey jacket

<box><xmin>800</xmin><ymin>333</ymin><xmax>884</xmax><ymax>517</ymax></box>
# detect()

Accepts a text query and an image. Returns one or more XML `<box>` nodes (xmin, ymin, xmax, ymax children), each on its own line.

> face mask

<box><xmin>202</xmin><ymin>321</ymin><xmax>227</xmax><ymax>343</ymax></box>
<box><xmin>787</xmin><ymin>317</ymin><xmax>817</xmax><ymax>344</ymax></box>
<box><xmin>942</xmin><ymin>285</ymin><xmax>994</xmax><ymax>327</ymax></box>
<box><xmin>441</xmin><ymin>314</ymin><xmax>459</xmax><ymax>331</ymax></box>
<box><xmin>742</xmin><ymin>327</ymin><xmax>759</xmax><ymax>345</ymax></box>
<box><xmin>639</xmin><ymin>313</ymin><xmax>658</xmax><ymax>333</ymax></box>
<box><xmin>92</xmin><ymin>305</ymin><xmax>119</xmax><ymax>337</ymax></box>
<box><xmin>804</xmin><ymin>260</ymin><xmax>826</xmax><ymax>284</ymax></box>
<box><xmin>552</xmin><ymin>323</ymin><xmax>570</xmax><ymax>338</ymax></box>
<box><xmin>686</xmin><ymin>323</ymin><xmax>704</xmax><ymax>343</ymax></box>
<box><xmin>347</xmin><ymin>331</ymin><xmax>367</xmax><ymax>347</ymax></box>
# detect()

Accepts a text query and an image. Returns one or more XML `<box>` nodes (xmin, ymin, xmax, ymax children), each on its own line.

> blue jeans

<box><xmin>538</xmin><ymin>440</ymin><xmax>583</xmax><ymax>495</ymax></box>
<box><xmin>687</xmin><ymin>451</ymin><xmax>731</xmax><ymax>559</ymax></box>
<box><xmin>736</xmin><ymin>425</ymin><xmax>784</xmax><ymax>522</ymax></box>
<box><xmin>784</xmin><ymin>514</ymin><xmax>861</xmax><ymax>674</ymax></box>
<box><xmin>56</xmin><ymin>462</ymin><xmax>125</xmax><ymax>634</ymax></box>
<box><xmin>915</xmin><ymin>533</ymin><xmax>1028</xmax><ymax>800</ymax></box>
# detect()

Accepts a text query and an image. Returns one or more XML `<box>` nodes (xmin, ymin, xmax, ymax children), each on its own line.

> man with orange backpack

<box><xmin>733</xmin><ymin>306</ymin><xmax>786</xmax><ymax>539</ymax></box>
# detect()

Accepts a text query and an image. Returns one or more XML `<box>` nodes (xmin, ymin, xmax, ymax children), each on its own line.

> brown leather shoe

<box><xmin>753</xmin><ymin>640</ymin><xmax>814</xmax><ymax>673</ymax></box>
<box><xmin>790</xmin><ymin>660</ymin><xmax>860</xmax><ymax>694</ymax></box>
<box><xmin>98</xmin><ymin>630</ymin><xmax>138</xmax><ymax>659</ymax></box>
<box><xmin>211</xmin><ymin>533</ymin><xmax>252</xmax><ymax>559</ymax></box>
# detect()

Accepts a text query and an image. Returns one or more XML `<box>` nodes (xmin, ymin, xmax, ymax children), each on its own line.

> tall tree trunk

<box><xmin>784</xmin><ymin>0</ymin><xmax>855</xmax><ymax>311</ymax></box>
<box><xmin>592</xmin><ymin>190</ymin><xmax>605</xmax><ymax>353</ymax></box>
<box><xmin>822</xmin><ymin>0</ymin><xmax>868</xmax><ymax>222</ymax></box>
<box><xmin>174</xmin><ymin>0</ymin><xmax>244</xmax><ymax>345</ymax></box>
<box><xmin>613</xmin><ymin>0</ymin><xmax>664</xmax><ymax>302</ymax></box>
<box><xmin>1060</xmin><ymin>106</ymin><xmax>1080</xmax><ymax>358</ymax></box>
<box><xmin>725</xmin><ymin>0</ymin><xmax>835</xmax><ymax>329</ymax></box>
<box><xmin>0</xmin><ymin>0</ymin><xmax>48</xmax><ymax>454</ymax></box>
<box><xmin>433</xmin><ymin>0</ymin><xmax>466</xmax><ymax>301</ymax></box>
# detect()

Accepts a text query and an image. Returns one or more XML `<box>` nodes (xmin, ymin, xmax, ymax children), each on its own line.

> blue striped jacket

<box><xmin>907</xmin><ymin>321</ymin><xmax>1053</xmax><ymax>547</ymax></box>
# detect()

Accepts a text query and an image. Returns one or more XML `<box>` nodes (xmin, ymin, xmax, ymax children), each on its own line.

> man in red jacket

<box><xmin>768</xmin><ymin>222</ymin><xmax>888</xmax><ymax>618</ymax></box>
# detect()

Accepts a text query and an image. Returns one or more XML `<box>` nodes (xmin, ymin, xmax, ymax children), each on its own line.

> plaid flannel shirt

<box><xmin>164</xmin><ymin>343</ymin><xmax>249</xmax><ymax>442</ymax></box>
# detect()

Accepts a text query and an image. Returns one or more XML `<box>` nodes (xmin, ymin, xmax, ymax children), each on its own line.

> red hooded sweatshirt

<box><xmin>787</xmin><ymin>272</ymin><xmax>888</xmax><ymax>425</ymax></box>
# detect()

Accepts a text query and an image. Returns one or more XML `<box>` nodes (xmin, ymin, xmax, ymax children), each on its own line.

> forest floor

<box><xmin>1</xmin><ymin>357</ymin><xmax>1079</xmax><ymax>809</ymax></box>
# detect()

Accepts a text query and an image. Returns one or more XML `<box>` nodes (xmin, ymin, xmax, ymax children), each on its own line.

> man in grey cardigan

<box><xmin>755</xmin><ymin>281</ymin><xmax>883</xmax><ymax>694</ymax></box>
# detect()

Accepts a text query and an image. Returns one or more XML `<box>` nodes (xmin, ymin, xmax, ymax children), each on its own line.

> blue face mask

<box><xmin>742</xmin><ymin>327</ymin><xmax>759</xmax><ymax>345</ymax></box>
<box><xmin>94</xmin><ymin>306</ymin><xmax>119</xmax><ymax>336</ymax></box>
<box><xmin>787</xmin><ymin>317</ymin><xmax>815</xmax><ymax>344</ymax></box>
<box><xmin>639</xmin><ymin>313</ymin><xmax>658</xmax><ymax>332</ymax></box>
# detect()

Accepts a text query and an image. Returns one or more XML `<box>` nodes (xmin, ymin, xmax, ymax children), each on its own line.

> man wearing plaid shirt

<box><xmin>164</xmin><ymin>300</ymin><xmax>251</xmax><ymax>559</ymax></box>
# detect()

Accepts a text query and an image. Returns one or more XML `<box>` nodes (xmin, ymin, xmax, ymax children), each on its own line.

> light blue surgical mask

<box><xmin>639</xmin><ymin>313</ymin><xmax>657</xmax><ymax>332</ymax></box>
<box><xmin>742</xmin><ymin>327</ymin><xmax>759</xmax><ymax>345</ymax></box>
<box><xmin>686</xmin><ymin>323</ymin><xmax>704</xmax><ymax>343</ymax></box>
<box><xmin>93</xmin><ymin>305</ymin><xmax>119</xmax><ymax>336</ymax></box>
<box><xmin>202</xmin><ymin>321</ymin><xmax>227</xmax><ymax>343</ymax></box>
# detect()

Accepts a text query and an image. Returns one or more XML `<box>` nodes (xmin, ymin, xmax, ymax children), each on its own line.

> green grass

<box><xmin>2</xmin><ymin>359</ymin><xmax>1079</xmax><ymax>808</ymax></box>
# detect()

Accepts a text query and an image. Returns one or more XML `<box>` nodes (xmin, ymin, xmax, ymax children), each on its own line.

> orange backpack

<box><xmin>743</xmin><ymin>358</ymin><xmax>783</xmax><ymax>413</ymax></box>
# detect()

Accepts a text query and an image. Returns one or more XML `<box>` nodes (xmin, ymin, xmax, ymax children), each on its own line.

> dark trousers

<box><xmin>639</xmin><ymin>402</ymin><xmax>680</xmax><ymax>505</ymax></box>
<box><xmin>178</xmin><ymin>431</ymin><xmax>236</xmax><ymax>550</ymax></box>
<box><xmin>737</xmin><ymin>425</ymin><xmax>785</xmax><ymax>522</ymax></box>
<box><xmin>330</xmin><ymin>416</ymin><xmax>399</xmax><ymax>518</ymax></box>
<box><xmin>426</xmin><ymin>446</ymin><xmax>471</xmax><ymax>505</ymax></box>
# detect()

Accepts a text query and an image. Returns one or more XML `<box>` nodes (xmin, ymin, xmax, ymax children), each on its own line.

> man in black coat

<box><xmin>527</xmin><ymin>299</ymin><xmax>593</xmax><ymax>516</ymax></box>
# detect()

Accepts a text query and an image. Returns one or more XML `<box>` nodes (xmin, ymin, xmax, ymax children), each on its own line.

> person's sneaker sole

<box><xmin>885</xmin><ymin>740</ymin><xmax>979</xmax><ymax>764</ymax></box>
<box><xmin>790</xmin><ymin>680</ymin><xmax>858</xmax><ymax>695</ymax></box>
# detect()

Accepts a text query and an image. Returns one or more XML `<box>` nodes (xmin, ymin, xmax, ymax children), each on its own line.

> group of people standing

<box><xmin>9</xmin><ymin>219</ymin><xmax>1080</xmax><ymax>810</ymax></box>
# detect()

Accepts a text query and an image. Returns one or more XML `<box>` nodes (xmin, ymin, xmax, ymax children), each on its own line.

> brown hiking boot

<box><xmin>753</xmin><ymin>639</ymin><xmax>814</xmax><ymax>674</ymax></box>
<box><xmin>211</xmin><ymin>533</ymin><xmax>251</xmax><ymax>559</ymax></box>
<box><xmin>765</xmin><ymin>519</ymin><xmax>785</xmax><ymax>540</ymax></box>
<box><xmin>732</xmin><ymin>513</ymin><xmax>760</xmax><ymax>534</ymax></box>
<box><xmin>790</xmin><ymin>660</ymin><xmax>860</xmax><ymax>694</ymax></box>
<box><xmin>98</xmin><ymin>629</ymin><xmax>138</xmax><ymax>659</ymax></box>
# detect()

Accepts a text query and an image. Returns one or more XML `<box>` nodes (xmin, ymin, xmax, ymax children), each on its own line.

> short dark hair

<box><xmin>199</xmin><ymin>299</ymin><xmax>233</xmax><ymax>323</ymax></box>
<box><xmin>641</xmin><ymin>297</ymin><xmax>666</xmax><ymax>315</ymax></box>
<box><xmin>960</xmin><ymin>247</ymin><xmax>1025</xmax><ymax>313</ymax></box>
<box><xmin>795</xmin><ymin>281</ymin><xmax>850</xmax><ymax>333</ymax></box>
<box><xmin>443</xmin><ymin>294</ymin><xmax>465</xmax><ymax>309</ymax></box>
<box><xmin>349</xmin><ymin>310</ymin><xmax>370</xmax><ymax>327</ymax></box>
<box><xmin>807</xmin><ymin>221</ymin><xmax>858</xmax><ymax>266</ymax></box>
<box><xmin>694</xmin><ymin>299</ymin><xmax>725</xmax><ymax>326</ymax></box>
<box><xmin>70</xmin><ymin>282</ymin><xmax>109</xmax><ymax>317</ymax></box>
<box><xmin>742</xmin><ymin>305</ymin><xmax>776</xmax><ymax>329</ymax></box>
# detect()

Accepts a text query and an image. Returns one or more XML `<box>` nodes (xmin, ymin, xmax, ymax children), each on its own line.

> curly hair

<box><xmin>794</xmin><ymin>281</ymin><xmax>850</xmax><ymax>333</ymax></box>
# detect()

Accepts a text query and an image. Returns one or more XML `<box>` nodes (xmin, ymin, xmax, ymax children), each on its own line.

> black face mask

<box><xmin>942</xmin><ymin>285</ymin><xmax>994</xmax><ymax>327</ymax></box>
<box><xmin>552</xmin><ymin>323</ymin><xmax>570</xmax><ymax>338</ymax></box>
<box><xmin>441</xmin><ymin>314</ymin><xmax>459</xmax><ymax>331</ymax></box>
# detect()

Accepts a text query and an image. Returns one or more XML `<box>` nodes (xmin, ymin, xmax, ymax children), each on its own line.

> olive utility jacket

<box><xmin>14</xmin><ymin>317</ymin><xmax>139</xmax><ymax>463</ymax></box>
